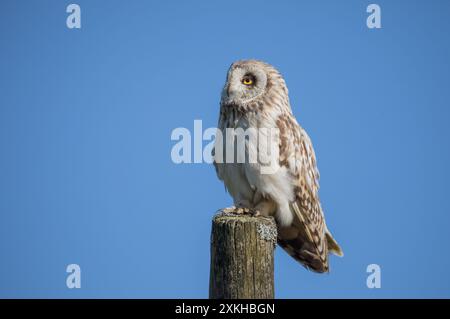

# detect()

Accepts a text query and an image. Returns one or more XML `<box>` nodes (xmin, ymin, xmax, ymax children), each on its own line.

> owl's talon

<box><xmin>250</xmin><ymin>209</ymin><xmax>261</xmax><ymax>217</ymax></box>
<box><xmin>220</xmin><ymin>206</ymin><xmax>259</xmax><ymax>217</ymax></box>
<box><xmin>221</xmin><ymin>206</ymin><xmax>237</xmax><ymax>214</ymax></box>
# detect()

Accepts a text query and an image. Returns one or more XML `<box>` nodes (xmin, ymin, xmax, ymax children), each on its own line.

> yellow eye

<box><xmin>242</xmin><ymin>76</ymin><xmax>254</xmax><ymax>86</ymax></box>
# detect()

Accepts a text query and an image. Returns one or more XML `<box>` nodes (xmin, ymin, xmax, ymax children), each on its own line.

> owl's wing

<box><xmin>277</xmin><ymin>116</ymin><xmax>342</xmax><ymax>272</ymax></box>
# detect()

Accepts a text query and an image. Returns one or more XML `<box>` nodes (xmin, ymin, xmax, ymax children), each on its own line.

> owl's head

<box><xmin>221</xmin><ymin>60</ymin><xmax>288</xmax><ymax>110</ymax></box>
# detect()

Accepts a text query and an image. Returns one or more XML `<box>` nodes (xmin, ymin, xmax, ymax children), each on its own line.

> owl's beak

<box><xmin>227</xmin><ymin>85</ymin><xmax>240</xmax><ymax>99</ymax></box>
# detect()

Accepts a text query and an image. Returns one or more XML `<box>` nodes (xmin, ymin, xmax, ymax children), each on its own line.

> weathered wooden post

<box><xmin>209</xmin><ymin>210</ymin><xmax>277</xmax><ymax>299</ymax></box>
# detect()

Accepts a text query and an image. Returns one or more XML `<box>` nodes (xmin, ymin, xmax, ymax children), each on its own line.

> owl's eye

<box><xmin>242</xmin><ymin>75</ymin><xmax>254</xmax><ymax>86</ymax></box>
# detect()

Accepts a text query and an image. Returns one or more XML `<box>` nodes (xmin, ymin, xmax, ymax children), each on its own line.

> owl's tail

<box><xmin>277</xmin><ymin>203</ymin><xmax>344</xmax><ymax>273</ymax></box>
<box><xmin>277</xmin><ymin>231</ymin><xmax>343</xmax><ymax>273</ymax></box>
<box><xmin>277</xmin><ymin>234</ymin><xmax>329</xmax><ymax>273</ymax></box>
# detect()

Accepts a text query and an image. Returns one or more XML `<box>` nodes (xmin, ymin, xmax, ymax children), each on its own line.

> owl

<box><xmin>213</xmin><ymin>60</ymin><xmax>343</xmax><ymax>273</ymax></box>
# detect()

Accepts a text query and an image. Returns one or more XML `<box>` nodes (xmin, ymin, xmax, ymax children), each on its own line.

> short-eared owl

<box><xmin>213</xmin><ymin>60</ymin><xmax>343</xmax><ymax>272</ymax></box>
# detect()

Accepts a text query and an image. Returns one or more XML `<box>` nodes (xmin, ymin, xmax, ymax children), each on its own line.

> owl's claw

<box><xmin>247</xmin><ymin>208</ymin><xmax>261</xmax><ymax>217</ymax></box>
<box><xmin>220</xmin><ymin>206</ymin><xmax>260</xmax><ymax>217</ymax></box>
<box><xmin>220</xmin><ymin>206</ymin><xmax>236</xmax><ymax>214</ymax></box>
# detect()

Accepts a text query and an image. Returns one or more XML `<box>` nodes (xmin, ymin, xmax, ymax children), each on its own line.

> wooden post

<box><xmin>209</xmin><ymin>210</ymin><xmax>277</xmax><ymax>299</ymax></box>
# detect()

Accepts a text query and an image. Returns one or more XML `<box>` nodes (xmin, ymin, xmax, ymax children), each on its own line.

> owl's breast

<box><xmin>214</xmin><ymin>107</ymin><xmax>295</xmax><ymax>215</ymax></box>
<box><xmin>215</xmin><ymin>113</ymin><xmax>256</xmax><ymax>203</ymax></box>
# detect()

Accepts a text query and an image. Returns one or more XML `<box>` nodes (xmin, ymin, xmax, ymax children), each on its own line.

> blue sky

<box><xmin>1</xmin><ymin>0</ymin><xmax>450</xmax><ymax>298</ymax></box>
